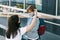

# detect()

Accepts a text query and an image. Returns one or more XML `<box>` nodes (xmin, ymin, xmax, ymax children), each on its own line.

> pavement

<box><xmin>0</xmin><ymin>31</ymin><xmax>60</xmax><ymax>40</ymax></box>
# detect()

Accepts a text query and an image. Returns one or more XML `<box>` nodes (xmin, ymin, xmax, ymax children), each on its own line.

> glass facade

<box><xmin>35</xmin><ymin>0</ymin><xmax>42</xmax><ymax>11</ymax></box>
<box><xmin>58</xmin><ymin>0</ymin><xmax>60</xmax><ymax>16</ymax></box>
<box><xmin>38</xmin><ymin>0</ymin><xmax>60</xmax><ymax>36</ymax></box>
<box><xmin>42</xmin><ymin>0</ymin><xmax>56</xmax><ymax>15</ymax></box>
<box><xmin>0</xmin><ymin>0</ymin><xmax>60</xmax><ymax>36</ymax></box>
<box><xmin>45</xmin><ymin>19</ymin><xmax>60</xmax><ymax>36</ymax></box>
<box><xmin>0</xmin><ymin>0</ymin><xmax>24</xmax><ymax>9</ymax></box>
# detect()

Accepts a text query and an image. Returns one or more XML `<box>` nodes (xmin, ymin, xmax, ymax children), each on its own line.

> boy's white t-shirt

<box><xmin>23</xmin><ymin>12</ymin><xmax>39</xmax><ymax>39</ymax></box>
<box><xmin>6</xmin><ymin>27</ymin><xmax>27</xmax><ymax>40</ymax></box>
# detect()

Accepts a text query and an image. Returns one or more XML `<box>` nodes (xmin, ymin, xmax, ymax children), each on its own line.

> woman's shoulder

<box><xmin>19</xmin><ymin>27</ymin><xmax>27</xmax><ymax>32</ymax></box>
<box><xmin>19</xmin><ymin>27</ymin><xmax>27</xmax><ymax>30</ymax></box>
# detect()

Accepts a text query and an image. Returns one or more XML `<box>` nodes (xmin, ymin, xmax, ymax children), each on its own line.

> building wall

<box><xmin>41</xmin><ymin>0</ymin><xmax>60</xmax><ymax>36</ymax></box>
<box><xmin>45</xmin><ymin>19</ymin><xmax>60</xmax><ymax>36</ymax></box>
<box><xmin>58</xmin><ymin>0</ymin><xmax>60</xmax><ymax>15</ymax></box>
<box><xmin>0</xmin><ymin>0</ymin><xmax>60</xmax><ymax>36</ymax></box>
<box><xmin>42</xmin><ymin>0</ymin><xmax>56</xmax><ymax>15</ymax></box>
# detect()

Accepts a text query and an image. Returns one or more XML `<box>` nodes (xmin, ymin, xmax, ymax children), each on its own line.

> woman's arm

<box><xmin>37</xmin><ymin>13</ymin><xmax>56</xmax><ymax>19</ymax></box>
<box><xmin>37</xmin><ymin>15</ymin><xmax>54</xmax><ymax>19</ymax></box>
<box><xmin>26</xmin><ymin>9</ymin><xmax>37</xmax><ymax>32</ymax></box>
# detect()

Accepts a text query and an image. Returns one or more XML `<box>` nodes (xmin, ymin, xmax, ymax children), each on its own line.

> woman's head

<box><xmin>27</xmin><ymin>5</ymin><xmax>36</xmax><ymax>13</ymax></box>
<box><xmin>8</xmin><ymin>15</ymin><xmax>20</xmax><ymax>29</ymax></box>
<box><xmin>6</xmin><ymin>15</ymin><xmax>20</xmax><ymax>38</ymax></box>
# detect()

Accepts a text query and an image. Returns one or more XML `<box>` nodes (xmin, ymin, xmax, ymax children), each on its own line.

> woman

<box><xmin>6</xmin><ymin>9</ymin><xmax>37</xmax><ymax>40</ymax></box>
<box><xmin>22</xmin><ymin>5</ymin><xmax>40</xmax><ymax>40</ymax></box>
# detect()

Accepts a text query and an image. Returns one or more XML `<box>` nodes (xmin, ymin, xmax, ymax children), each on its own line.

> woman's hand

<box><xmin>34</xmin><ymin>9</ymin><xmax>37</xmax><ymax>17</ymax></box>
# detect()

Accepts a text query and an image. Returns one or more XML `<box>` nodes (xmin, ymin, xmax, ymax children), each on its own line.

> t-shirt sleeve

<box><xmin>20</xmin><ymin>27</ymin><xmax>27</xmax><ymax>35</ymax></box>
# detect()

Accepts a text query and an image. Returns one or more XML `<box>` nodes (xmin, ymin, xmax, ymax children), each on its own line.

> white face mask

<box><xmin>28</xmin><ymin>12</ymin><xmax>34</xmax><ymax>17</ymax></box>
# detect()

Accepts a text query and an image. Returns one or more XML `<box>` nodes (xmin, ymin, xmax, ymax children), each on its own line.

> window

<box><xmin>0</xmin><ymin>0</ymin><xmax>2</xmax><ymax>4</ymax></box>
<box><xmin>42</xmin><ymin>0</ymin><xmax>56</xmax><ymax>15</ymax></box>
<box><xmin>25</xmin><ymin>0</ymin><xmax>42</xmax><ymax>11</ymax></box>
<box><xmin>35</xmin><ymin>0</ymin><xmax>42</xmax><ymax>12</ymax></box>
<box><xmin>58</xmin><ymin>0</ymin><xmax>60</xmax><ymax>16</ymax></box>
<box><xmin>1</xmin><ymin>0</ymin><xmax>24</xmax><ymax>9</ymax></box>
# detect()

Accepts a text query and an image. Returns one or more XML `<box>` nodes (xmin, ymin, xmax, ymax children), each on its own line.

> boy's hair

<box><xmin>27</xmin><ymin>5</ymin><xmax>36</xmax><ymax>12</ymax></box>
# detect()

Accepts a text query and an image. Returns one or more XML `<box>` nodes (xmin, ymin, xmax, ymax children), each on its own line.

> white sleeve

<box><xmin>20</xmin><ymin>27</ymin><xmax>27</xmax><ymax>35</ymax></box>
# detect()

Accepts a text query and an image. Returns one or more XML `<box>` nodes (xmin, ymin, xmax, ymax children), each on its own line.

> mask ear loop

<box><xmin>19</xmin><ymin>20</ymin><xmax>21</xmax><ymax>28</ymax></box>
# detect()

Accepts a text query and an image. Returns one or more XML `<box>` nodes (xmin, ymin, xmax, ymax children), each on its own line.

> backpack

<box><xmin>37</xmin><ymin>18</ymin><xmax>46</xmax><ymax>36</ymax></box>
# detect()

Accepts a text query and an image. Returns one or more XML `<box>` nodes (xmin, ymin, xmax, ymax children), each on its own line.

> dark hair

<box><xmin>6</xmin><ymin>15</ymin><xmax>20</xmax><ymax>39</ymax></box>
<box><xmin>27</xmin><ymin>5</ymin><xmax>36</xmax><ymax>13</ymax></box>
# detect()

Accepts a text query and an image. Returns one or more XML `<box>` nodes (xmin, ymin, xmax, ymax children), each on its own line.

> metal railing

<box><xmin>0</xmin><ymin>4</ymin><xmax>60</xmax><ymax>30</ymax></box>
